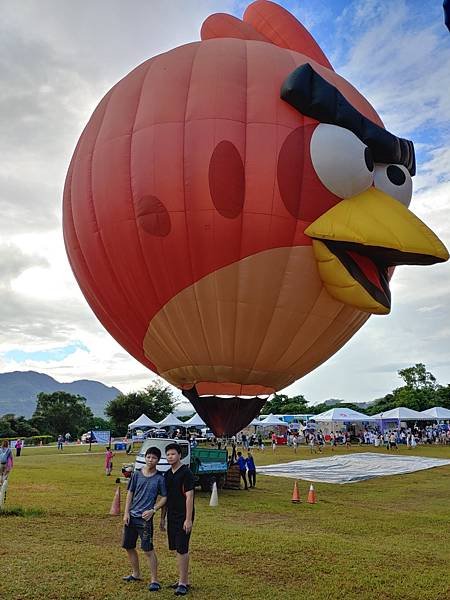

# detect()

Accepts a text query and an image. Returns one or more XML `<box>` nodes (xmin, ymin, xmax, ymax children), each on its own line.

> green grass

<box><xmin>1</xmin><ymin>443</ymin><xmax>449</xmax><ymax>600</ymax></box>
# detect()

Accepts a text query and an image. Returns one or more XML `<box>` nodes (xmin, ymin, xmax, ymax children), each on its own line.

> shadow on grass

<box><xmin>0</xmin><ymin>506</ymin><xmax>45</xmax><ymax>517</ymax></box>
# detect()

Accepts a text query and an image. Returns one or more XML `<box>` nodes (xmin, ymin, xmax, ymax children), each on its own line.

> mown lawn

<box><xmin>1</xmin><ymin>443</ymin><xmax>449</xmax><ymax>600</ymax></box>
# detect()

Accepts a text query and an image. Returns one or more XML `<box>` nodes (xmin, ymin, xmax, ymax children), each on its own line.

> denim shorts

<box><xmin>122</xmin><ymin>516</ymin><xmax>154</xmax><ymax>551</ymax></box>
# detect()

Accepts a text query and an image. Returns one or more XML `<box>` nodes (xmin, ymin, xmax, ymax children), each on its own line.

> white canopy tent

<box><xmin>259</xmin><ymin>414</ymin><xmax>289</xmax><ymax>427</ymax></box>
<box><xmin>158</xmin><ymin>413</ymin><xmax>185</xmax><ymax>428</ymax></box>
<box><xmin>183</xmin><ymin>413</ymin><xmax>206</xmax><ymax>427</ymax></box>
<box><xmin>314</xmin><ymin>408</ymin><xmax>374</xmax><ymax>422</ymax></box>
<box><xmin>419</xmin><ymin>406</ymin><xmax>450</xmax><ymax>420</ymax></box>
<box><xmin>371</xmin><ymin>407</ymin><xmax>429</xmax><ymax>421</ymax></box>
<box><xmin>249</xmin><ymin>418</ymin><xmax>264</xmax><ymax>426</ymax></box>
<box><xmin>128</xmin><ymin>413</ymin><xmax>158</xmax><ymax>429</ymax></box>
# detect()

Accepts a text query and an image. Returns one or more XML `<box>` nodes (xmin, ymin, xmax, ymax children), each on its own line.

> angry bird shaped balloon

<box><xmin>63</xmin><ymin>1</ymin><xmax>448</xmax><ymax>435</ymax></box>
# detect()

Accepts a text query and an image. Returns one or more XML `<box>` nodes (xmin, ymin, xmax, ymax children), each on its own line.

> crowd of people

<box><xmin>206</xmin><ymin>423</ymin><xmax>450</xmax><ymax>457</ymax></box>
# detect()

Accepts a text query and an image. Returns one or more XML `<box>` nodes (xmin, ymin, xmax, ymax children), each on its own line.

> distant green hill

<box><xmin>0</xmin><ymin>371</ymin><xmax>121</xmax><ymax>418</ymax></box>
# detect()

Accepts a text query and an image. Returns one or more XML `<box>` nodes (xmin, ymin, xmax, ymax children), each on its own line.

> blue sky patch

<box><xmin>4</xmin><ymin>341</ymin><xmax>89</xmax><ymax>363</ymax></box>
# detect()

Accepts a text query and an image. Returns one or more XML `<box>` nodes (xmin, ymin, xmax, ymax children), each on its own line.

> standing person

<box><xmin>1</xmin><ymin>440</ymin><xmax>13</xmax><ymax>485</ymax></box>
<box><xmin>246</xmin><ymin>451</ymin><xmax>256</xmax><ymax>488</ymax></box>
<box><xmin>57</xmin><ymin>435</ymin><xmax>64</xmax><ymax>450</ymax></box>
<box><xmin>257</xmin><ymin>433</ymin><xmax>264</xmax><ymax>451</ymax></box>
<box><xmin>122</xmin><ymin>446</ymin><xmax>167</xmax><ymax>591</ymax></box>
<box><xmin>161</xmin><ymin>443</ymin><xmax>195</xmax><ymax>596</ymax></box>
<box><xmin>105</xmin><ymin>446</ymin><xmax>114</xmax><ymax>476</ymax></box>
<box><xmin>15</xmin><ymin>439</ymin><xmax>23</xmax><ymax>457</ymax></box>
<box><xmin>389</xmin><ymin>432</ymin><xmax>398</xmax><ymax>450</ymax></box>
<box><xmin>271</xmin><ymin>432</ymin><xmax>277</xmax><ymax>452</ymax></box>
<box><xmin>236</xmin><ymin>451</ymin><xmax>248</xmax><ymax>490</ymax></box>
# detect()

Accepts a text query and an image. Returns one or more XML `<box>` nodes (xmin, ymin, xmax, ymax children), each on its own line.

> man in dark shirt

<box><xmin>160</xmin><ymin>443</ymin><xmax>195</xmax><ymax>596</ymax></box>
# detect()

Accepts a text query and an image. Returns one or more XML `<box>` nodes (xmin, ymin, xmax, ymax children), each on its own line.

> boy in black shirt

<box><xmin>160</xmin><ymin>443</ymin><xmax>195</xmax><ymax>596</ymax></box>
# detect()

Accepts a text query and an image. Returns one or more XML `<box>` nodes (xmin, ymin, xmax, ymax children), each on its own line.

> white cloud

<box><xmin>336</xmin><ymin>1</ymin><xmax>450</xmax><ymax>138</ymax></box>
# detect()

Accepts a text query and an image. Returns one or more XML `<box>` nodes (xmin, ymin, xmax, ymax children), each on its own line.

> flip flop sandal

<box><xmin>175</xmin><ymin>584</ymin><xmax>189</xmax><ymax>595</ymax></box>
<box><xmin>169</xmin><ymin>583</ymin><xmax>191</xmax><ymax>590</ymax></box>
<box><xmin>122</xmin><ymin>575</ymin><xmax>142</xmax><ymax>582</ymax></box>
<box><xmin>148</xmin><ymin>582</ymin><xmax>162</xmax><ymax>592</ymax></box>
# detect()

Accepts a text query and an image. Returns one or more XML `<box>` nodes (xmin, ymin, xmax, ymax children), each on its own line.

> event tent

<box><xmin>371</xmin><ymin>407</ymin><xmax>429</xmax><ymax>421</ymax></box>
<box><xmin>420</xmin><ymin>406</ymin><xmax>450</xmax><ymax>420</ymax></box>
<box><xmin>184</xmin><ymin>413</ymin><xmax>206</xmax><ymax>427</ymax></box>
<box><xmin>158</xmin><ymin>413</ymin><xmax>185</xmax><ymax>427</ymax></box>
<box><xmin>259</xmin><ymin>414</ymin><xmax>288</xmax><ymax>427</ymax></box>
<box><xmin>128</xmin><ymin>413</ymin><xmax>158</xmax><ymax>429</ymax></box>
<box><xmin>314</xmin><ymin>407</ymin><xmax>374</xmax><ymax>421</ymax></box>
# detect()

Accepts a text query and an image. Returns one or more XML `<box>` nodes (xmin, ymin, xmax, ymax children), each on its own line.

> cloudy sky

<box><xmin>1</xmin><ymin>0</ymin><xmax>449</xmax><ymax>410</ymax></box>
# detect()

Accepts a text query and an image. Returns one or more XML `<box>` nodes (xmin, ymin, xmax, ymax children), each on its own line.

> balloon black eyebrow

<box><xmin>280</xmin><ymin>63</ymin><xmax>416</xmax><ymax>176</ymax></box>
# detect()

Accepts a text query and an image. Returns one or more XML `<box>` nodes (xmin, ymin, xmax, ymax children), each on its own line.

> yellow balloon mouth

<box><xmin>305</xmin><ymin>188</ymin><xmax>449</xmax><ymax>314</ymax></box>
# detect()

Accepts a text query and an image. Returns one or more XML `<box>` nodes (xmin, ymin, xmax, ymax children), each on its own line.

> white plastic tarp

<box><xmin>257</xmin><ymin>452</ymin><xmax>450</xmax><ymax>484</ymax></box>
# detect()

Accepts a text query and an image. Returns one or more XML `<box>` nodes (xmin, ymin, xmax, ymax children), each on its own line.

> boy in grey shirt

<box><xmin>122</xmin><ymin>446</ymin><xmax>167</xmax><ymax>591</ymax></box>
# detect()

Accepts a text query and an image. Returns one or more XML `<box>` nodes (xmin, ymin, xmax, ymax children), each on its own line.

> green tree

<box><xmin>105</xmin><ymin>381</ymin><xmax>176</xmax><ymax>435</ymax></box>
<box><xmin>0</xmin><ymin>418</ymin><xmax>16</xmax><ymax>438</ymax></box>
<box><xmin>0</xmin><ymin>414</ymin><xmax>40</xmax><ymax>437</ymax></box>
<box><xmin>91</xmin><ymin>416</ymin><xmax>113</xmax><ymax>431</ymax></box>
<box><xmin>436</xmin><ymin>385</ymin><xmax>450</xmax><ymax>409</ymax></box>
<box><xmin>31</xmin><ymin>391</ymin><xmax>93</xmax><ymax>438</ymax></box>
<box><xmin>261</xmin><ymin>393</ymin><xmax>308</xmax><ymax>415</ymax></box>
<box><xmin>367</xmin><ymin>364</ymin><xmax>442</xmax><ymax>414</ymax></box>
<box><xmin>309</xmin><ymin>401</ymin><xmax>364</xmax><ymax>415</ymax></box>
<box><xmin>398</xmin><ymin>363</ymin><xmax>438</xmax><ymax>391</ymax></box>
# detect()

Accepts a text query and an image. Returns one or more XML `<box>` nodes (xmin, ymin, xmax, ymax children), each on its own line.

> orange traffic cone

<box><xmin>307</xmin><ymin>483</ymin><xmax>317</xmax><ymax>504</ymax></box>
<box><xmin>110</xmin><ymin>484</ymin><xmax>121</xmax><ymax>515</ymax></box>
<box><xmin>291</xmin><ymin>480</ymin><xmax>301</xmax><ymax>503</ymax></box>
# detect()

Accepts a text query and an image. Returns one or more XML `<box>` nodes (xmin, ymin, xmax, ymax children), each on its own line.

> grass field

<box><xmin>1</xmin><ymin>443</ymin><xmax>449</xmax><ymax>600</ymax></box>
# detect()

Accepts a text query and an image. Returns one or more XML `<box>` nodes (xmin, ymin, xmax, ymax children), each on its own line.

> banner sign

<box><xmin>92</xmin><ymin>430</ymin><xmax>111</xmax><ymax>445</ymax></box>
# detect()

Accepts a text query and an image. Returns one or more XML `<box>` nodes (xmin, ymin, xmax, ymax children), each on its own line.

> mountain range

<box><xmin>0</xmin><ymin>371</ymin><xmax>121</xmax><ymax>418</ymax></box>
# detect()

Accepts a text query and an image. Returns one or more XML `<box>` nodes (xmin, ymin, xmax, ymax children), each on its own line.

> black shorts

<box><xmin>122</xmin><ymin>516</ymin><xmax>154</xmax><ymax>552</ymax></box>
<box><xmin>167</xmin><ymin>516</ymin><xmax>191</xmax><ymax>555</ymax></box>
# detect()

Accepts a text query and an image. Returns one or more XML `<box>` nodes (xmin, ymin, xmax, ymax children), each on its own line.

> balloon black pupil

<box><xmin>387</xmin><ymin>165</ymin><xmax>406</xmax><ymax>186</ymax></box>
<box><xmin>364</xmin><ymin>147</ymin><xmax>374</xmax><ymax>172</ymax></box>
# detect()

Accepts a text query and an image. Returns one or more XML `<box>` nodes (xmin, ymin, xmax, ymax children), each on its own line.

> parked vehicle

<box><xmin>145</xmin><ymin>428</ymin><xmax>168</xmax><ymax>439</ymax></box>
<box><xmin>200</xmin><ymin>428</ymin><xmax>215</xmax><ymax>441</ymax></box>
<box><xmin>133</xmin><ymin>438</ymin><xmax>228</xmax><ymax>491</ymax></box>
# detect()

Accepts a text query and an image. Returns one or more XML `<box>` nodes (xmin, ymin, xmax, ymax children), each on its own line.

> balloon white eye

<box><xmin>373</xmin><ymin>164</ymin><xmax>412</xmax><ymax>207</ymax></box>
<box><xmin>310</xmin><ymin>123</ymin><xmax>374</xmax><ymax>198</ymax></box>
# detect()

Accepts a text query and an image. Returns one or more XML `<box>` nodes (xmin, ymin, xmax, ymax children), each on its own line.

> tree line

<box><xmin>1</xmin><ymin>364</ymin><xmax>449</xmax><ymax>440</ymax></box>
<box><xmin>260</xmin><ymin>363</ymin><xmax>450</xmax><ymax>415</ymax></box>
<box><xmin>0</xmin><ymin>381</ymin><xmax>176</xmax><ymax>440</ymax></box>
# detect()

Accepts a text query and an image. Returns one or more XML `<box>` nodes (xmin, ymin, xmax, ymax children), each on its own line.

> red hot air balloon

<box><xmin>63</xmin><ymin>1</ymin><xmax>448</xmax><ymax>436</ymax></box>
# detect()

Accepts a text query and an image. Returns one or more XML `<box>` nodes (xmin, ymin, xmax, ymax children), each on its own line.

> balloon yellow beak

<box><xmin>305</xmin><ymin>187</ymin><xmax>449</xmax><ymax>314</ymax></box>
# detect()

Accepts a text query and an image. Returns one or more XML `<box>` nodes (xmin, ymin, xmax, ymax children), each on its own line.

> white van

<box><xmin>134</xmin><ymin>439</ymin><xmax>190</xmax><ymax>472</ymax></box>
